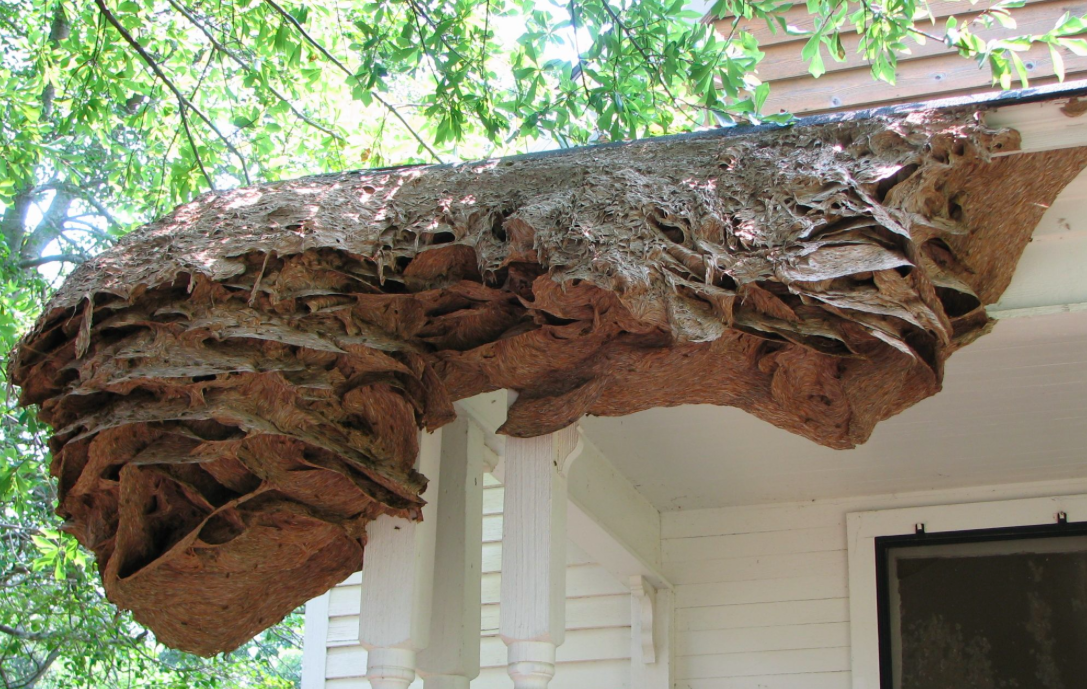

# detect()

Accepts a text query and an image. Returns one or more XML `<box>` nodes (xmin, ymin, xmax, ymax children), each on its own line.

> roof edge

<box><xmin>333</xmin><ymin>79</ymin><xmax>1087</xmax><ymax>179</ymax></box>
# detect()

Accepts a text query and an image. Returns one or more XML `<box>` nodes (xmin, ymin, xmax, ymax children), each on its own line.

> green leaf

<box><xmin>1056</xmin><ymin>13</ymin><xmax>1087</xmax><ymax>35</ymax></box>
<box><xmin>1057</xmin><ymin>37</ymin><xmax>1087</xmax><ymax>56</ymax></box>
<box><xmin>1008</xmin><ymin>50</ymin><xmax>1030</xmax><ymax>86</ymax></box>
<box><xmin>1050</xmin><ymin>42</ymin><xmax>1067</xmax><ymax>80</ymax></box>
<box><xmin>992</xmin><ymin>9</ymin><xmax>1017</xmax><ymax>29</ymax></box>
<box><xmin>802</xmin><ymin>35</ymin><xmax>826</xmax><ymax>77</ymax></box>
<box><xmin>825</xmin><ymin>32</ymin><xmax>845</xmax><ymax>62</ymax></box>
<box><xmin>754</xmin><ymin>82</ymin><xmax>771</xmax><ymax>112</ymax></box>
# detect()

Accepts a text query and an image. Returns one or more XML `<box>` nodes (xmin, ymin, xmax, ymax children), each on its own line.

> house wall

<box><xmin>306</xmin><ymin>474</ymin><xmax>634</xmax><ymax>688</ymax></box>
<box><xmin>662</xmin><ymin>476</ymin><xmax>1087</xmax><ymax>689</ymax></box>
<box><xmin>712</xmin><ymin>0</ymin><xmax>1087</xmax><ymax>115</ymax></box>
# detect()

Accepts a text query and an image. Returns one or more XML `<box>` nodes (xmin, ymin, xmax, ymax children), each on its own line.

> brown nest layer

<box><xmin>11</xmin><ymin>109</ymin><xmax>1087</xmax><ymax>655</ymax></box>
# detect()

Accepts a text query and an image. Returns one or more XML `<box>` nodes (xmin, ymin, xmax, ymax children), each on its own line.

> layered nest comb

<box><xmin>11</xmin><ymin>109</ymin><xmax>1087</xmax><ymax>654</ymax></box>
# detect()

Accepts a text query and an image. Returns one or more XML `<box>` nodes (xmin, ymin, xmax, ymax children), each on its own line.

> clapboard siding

<box><xmin>663</xmin><ymin>476</ymin><xmax>1087</xmax><ymax>688</ymax></box>
<box><xmin>326</xmin><ymin>628</ymin><xmax>630</xmax><ymax>679</ymax></box>
<box><xmin>677</xmin><ymin>672</ymin><xmax>851</xmax><ymax>689</ymax></box>
<box><xmin>712</xmin><ymin>0</ymin><xmax>1087</xmax><ymax>114</ymax></box>
<box><xmin>314</xmin><ymin>481</ymin><xmax>632</xmax><ymax>687</ymax></box>
<box><xmin>481</xmin><ymin>593</ymin><xmax>631</xmax><ymax>635</ymax></box>
<box><xmin>325</xmin><ymin>660</ymin><xmax>631</xmax><ymax>689</ymax></box>
<box><xmin>677</xmin><ymin>622</ymin><xmax>850</xmax><ymax>657</ymax></box>
<box><xmin>711</xmin><ymin>0</ymin><xmax>1053</xmax><ymax>48</ymax></box>
<box><xmin>678</xmin><ymin>647</ymin><xmax>852</xmax><ymax>680</ymax></box>
<box><xmin>667</xmin><ymin>549</ymin><xmax>847</xmax><ymax>586</ymax></box>
<box><xmin>673</xmin><ymin>574</ymin><xmax>843</xmax><ymax>609</ymax></box>
<box><xmin>323</xmin><ymin>578</ymin><xmax>630</xmax><ymax>647</ymax></box>
<box><xmin>677</xmin><ymin>598</ymin><xmax>851</xmax><ymax>632</ymax></box>
<box><xmin>764</xmin><ymin>46</ymin><xmax>1086</xmax><ymax>115</ymax></box>
<box><xmin>757</xmin><ymin>0</ymin><xmax>1087</xmax><ymax>82</ymax></box>
<box><xmin>662</xmin><ymin>524</ymin><xmax>844</xmax><ymax>563</ymax></box>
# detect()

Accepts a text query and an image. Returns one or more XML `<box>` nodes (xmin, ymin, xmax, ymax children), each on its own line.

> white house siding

<box><xmin>311</xmin><ymin>475</ymin><xmax>633</xmax><ymax>688</ymax></box>
<box><xmin>662</xmin><ymin>476</ymin><xmax>1087</xmax><ymax>689</ymax></box>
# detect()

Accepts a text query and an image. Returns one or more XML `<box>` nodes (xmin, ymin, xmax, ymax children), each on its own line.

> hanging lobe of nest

<box><xmin>11</xmin><ymin>110</ymin><xmax>1087</xmax><ymax>655</ymax></box>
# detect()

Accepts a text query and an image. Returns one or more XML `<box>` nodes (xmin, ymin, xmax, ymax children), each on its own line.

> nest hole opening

<box><xmin>875</xmin><ymin>163</ymin><xmax>920</xmax><ymax>203</ymax></box>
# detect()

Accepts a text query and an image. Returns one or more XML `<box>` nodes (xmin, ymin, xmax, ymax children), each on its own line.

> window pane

<box><xmin>887</xmin><ymin>534</ymin><xmax>1087</xmax><ymax>689</ymax></box>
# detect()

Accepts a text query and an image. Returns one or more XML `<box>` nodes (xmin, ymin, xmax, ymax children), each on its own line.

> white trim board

<box><xmin>986</xmin><ymin>99</ymin><xmax>1087</xmax><ymax>156</ymax></box>
<box><xmin>301</xmin><ymin>591</ymin><xmax>331</xmax><ymax>689</ymax></box>
<box><xmin>845</xmin><ymin>493</ymin><xmax>1087</xmax><ymax>689</ymax></box>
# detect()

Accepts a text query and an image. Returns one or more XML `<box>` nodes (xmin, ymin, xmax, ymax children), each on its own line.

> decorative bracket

<box><xmin>629</xmin><ymin>576</ymin><xmax>658</xmax><ymax>665</ymax></box>
<box><xmin>556</xmin><ymin>427</ymin><xmax>585</xmax><ymax>479</ymax></box>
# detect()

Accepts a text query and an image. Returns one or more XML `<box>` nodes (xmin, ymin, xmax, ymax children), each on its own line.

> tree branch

<box><xmin>28</xmin><ymin>181</ymin><xmax>119</xmax><ymax>232</ymax></box>
<box><xmin>17</xmin><ymin>254</ymin><xmax>86</xmax><ymax>270</ymax></box>
<box><xmin>0</xmin><ymin>192</ymin><xmax>33</xmax><ymax>256</ymax></box>
<box><xmin>20</xmin><ymin>190</ymin><xmax>73</xmax><ymax>262</ymax></box>
<box><xmin>0</xmin><ymin>624</ymin><xmax>51</xmax><ymax>641</ymax></box>
<box><xmin>74</xmin><ymin>194</ymin><xmax>121</xmax><ymax>231</ymax></box>
<box><xmin>596</xmin><ymin>0</ymin><xmax>700</xmax><ymax>126</ymax></box>
<box><xmin>404</xmin><ymin>0</ymin><xmax>469</xmax><ymax>64</ymax></box>
<box><xmin>0</xmin><ymin>9</ymin><xmax>25</xmax><ymax>37</ymax></box>
<box><xmin>62</xmin><ymin>219</ymin><xmax>115</xmax><ymax>243</ymax></box>
<box><xmin>0</xmin><ymin>523</ymin><xmax>41</xmax><ymax>535</ymax></box>
<box><xmin>262</xmin><ymin>0</ymin><xmax>442</xmax><ymax>163</ymax></box>
<box><xmin>92</xmin><ymin>0</ymin><xmax>252</xmax><ymax>184</ymax></box>
<box><xmin>569</xmin><ymin>0</ymin><xmax>593</xmax><ymax>99</ymax></box>
<box><xmin>163</xmin><ymin>0</ymin><xmax>345</xmax><ymax>142</ymax></box>
<box><xmin>11</xmin><ymin>647</ymin><xmax>61</xmax><ymax>689</ymax></box>
<box><xmin>179</xmin><ymin>102</ymin><xmax>215</xmax><ymax>190</ymax></box>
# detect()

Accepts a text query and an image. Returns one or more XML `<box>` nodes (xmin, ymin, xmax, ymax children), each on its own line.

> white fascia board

<box><xmin>980</xmin><ymin>100</ymin><xmax>1087</xmax><ymax>319</ymax></box>
<box><xmin>988</xmin><ymin>226</ymin><xmax>1087</xmax><ymax>319</ymax></box>
<box><xmin>985</xmin><ymin>98</ymin><xmax>1087</xmax><ymax>156</ymax></box>
<box><xmin>300</xmin><ymin>592</ymin><xmax>331</xmax><ymax>689</ymax></box>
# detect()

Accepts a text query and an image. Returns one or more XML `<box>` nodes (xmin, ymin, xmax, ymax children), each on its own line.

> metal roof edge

<box><xmin>320</xmin><ymin>79</ymin><xmax>1087</xmax><ymax>179</ymax></box>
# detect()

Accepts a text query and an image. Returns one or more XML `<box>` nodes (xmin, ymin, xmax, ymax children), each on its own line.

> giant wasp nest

<box><xmin>12</xmin><ymin>109</ymin><xmax>1087</xmax><ymax>654</ymax></box>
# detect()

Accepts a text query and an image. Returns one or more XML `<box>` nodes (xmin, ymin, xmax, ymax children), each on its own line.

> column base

<box><xmin>422</xmin><ymin>674</ymin><xmax>471</xmax><ymax>689</ymax></box>
<box><xmin>506</xmin><ymin>640</ymin><xmax>556</xmax><ymax>689</ymax></box>
<box><xmin>367</xmin><ymin>647</ymin><xmax>417</xmax><ymax>689</ymax></box>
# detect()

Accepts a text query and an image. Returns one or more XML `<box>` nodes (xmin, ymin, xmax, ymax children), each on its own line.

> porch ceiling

<box><xmin>585</xmin><ymin>302</ymin><xmax>1087</xmax><ymax>511</ymax></box>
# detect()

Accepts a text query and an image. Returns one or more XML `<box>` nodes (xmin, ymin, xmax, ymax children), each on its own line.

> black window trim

<box><xmin>874</xmin><ymin>518</ymin><xmax>1087</xmax><ymax>688</ymax></box>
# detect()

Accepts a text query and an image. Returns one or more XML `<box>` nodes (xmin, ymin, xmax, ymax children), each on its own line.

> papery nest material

<box><xmin>11</xmin><ymin>109</ymin><xmax>1087</xmax><ymax>654</ymax></box>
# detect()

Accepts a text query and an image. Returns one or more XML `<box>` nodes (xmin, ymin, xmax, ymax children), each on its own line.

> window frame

<box><xmin>846</xmin><ymin>493</ymin><xmax>1087</xmax><ymax>689</ymax></box>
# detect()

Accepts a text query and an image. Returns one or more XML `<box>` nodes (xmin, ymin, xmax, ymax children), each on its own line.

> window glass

<box><xmin>884</xmin><ymin>534</ymin><xmax>1087</xmax><ymax>689</ymax></box>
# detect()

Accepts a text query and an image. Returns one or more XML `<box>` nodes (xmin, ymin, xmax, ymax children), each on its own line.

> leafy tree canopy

<box><xmin>2</xmin><ymin>0</ymin><xmax>1086</xmax><ymax>686</ymax></box>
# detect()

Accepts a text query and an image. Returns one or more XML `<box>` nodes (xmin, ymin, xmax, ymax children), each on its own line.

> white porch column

<box><xmin>499</xmin><ymin>423</ymin><xmax>581</xmax><ymax>689</ymax></box>
<box><xmin>417</xmin><ymin>417</ymin><xmax>486</xmax><ymax>689</ymax></box>
<box><xmin>358</xmin><ymin>430</ymin><xmax>443</xmax><ymax>689</ymax></box>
